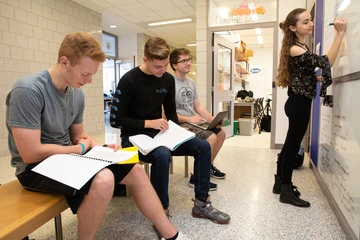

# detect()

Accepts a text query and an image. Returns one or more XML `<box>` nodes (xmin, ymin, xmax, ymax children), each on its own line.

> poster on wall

<box><xmin>318</xmin><ymin>0</ymin><xmax>360</xmax><ymax>238</ymax></box>
<box><xmin>102</xmin><ymin>31</ymin><xmax>118</xmax><ymax>58</ymax></box>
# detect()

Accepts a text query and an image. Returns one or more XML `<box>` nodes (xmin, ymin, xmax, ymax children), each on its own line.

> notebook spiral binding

<box><xmin>70</xmin><ymin>153</ymin><xmax>112</xmax><ymax>164</ymax></box>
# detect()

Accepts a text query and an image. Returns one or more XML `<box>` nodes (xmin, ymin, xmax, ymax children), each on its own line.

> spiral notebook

<box><xmin>32</xmin><ymin>146</ymin><xmax>139</xmax><ymax>190</ymax></box>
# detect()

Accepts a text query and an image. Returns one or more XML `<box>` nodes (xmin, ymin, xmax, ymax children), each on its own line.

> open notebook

<box><xmin>187</xmin><ymin>111</ymin><xmax>228</xmax><ymax>130</ymax></box>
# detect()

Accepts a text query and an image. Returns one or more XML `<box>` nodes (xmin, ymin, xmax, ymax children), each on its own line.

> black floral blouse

<box><xmin>288</xmin><ymin>51</ymin><xmax>332</xmax><ymax>99</ymax></box>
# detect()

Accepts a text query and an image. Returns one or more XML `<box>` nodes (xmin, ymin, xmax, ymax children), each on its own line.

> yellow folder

<box><xmin>119</xmin><ymin>146</ymin><xmax>139</xmax><ymax>164</ymax></box>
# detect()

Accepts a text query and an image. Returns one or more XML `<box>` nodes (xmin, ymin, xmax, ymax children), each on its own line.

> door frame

<box><xmin>212</xmin><ymin>33</ymin><xmax>236</xmax><ymax>137</ymax></box>
<box><xmin>207</xmin><ymin>21</ymin><xmax>278</xmax><ymax>148</ymax></box>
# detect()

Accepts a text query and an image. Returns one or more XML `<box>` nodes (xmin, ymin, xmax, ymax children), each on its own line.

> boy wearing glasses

<box><xmin>170</xmin><ymin>48</ymin><xmax>227</xmax><ymax>190</ymax></box>
<box><xmin>110</xmin><ymin>37</ymin><xmax>230</xmax><ymax>233</ymax></box>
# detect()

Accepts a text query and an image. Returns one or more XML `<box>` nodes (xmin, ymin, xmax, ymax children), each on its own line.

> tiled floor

<box><xmin>0</xmin><ymin>115</ymin><xmax>347</xmax><ymax>239</ymax></box>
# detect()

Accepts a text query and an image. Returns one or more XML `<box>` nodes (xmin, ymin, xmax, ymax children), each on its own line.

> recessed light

<box><xmin>110</xmin><ymin>25</ymin><xmax>116</xmax><ymax>28</ymax></box>
<box><xmin>148</xmin><ymin>18</ymin><xmax>192</xmax><ymax>26</ymax></box>
<box><xmin>186</xmin><ymin>43</ymin><xmax>197</xmax><ymax>47</ymax></box>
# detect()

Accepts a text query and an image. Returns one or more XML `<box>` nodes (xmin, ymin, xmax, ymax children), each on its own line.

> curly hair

<box><xmin>276</xmin><ymin>8</ymin><xmax>307</xmax><ymax>88</ymax></box>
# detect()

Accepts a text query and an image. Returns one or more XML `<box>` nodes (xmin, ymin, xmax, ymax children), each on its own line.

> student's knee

<box><xmin>152</xmin><ymin>147</ymin><xmax>172</xmax><ymax>167</ymax></box>
<box><xmin>197</xmin><ymin>138</ymin><xmax>211</xmax><ymax>152</ymax></box>
<box><xmin>92</xmin><ymin>168</ymin><xmax>114</xmax><ymax>192</ymax></box>
<box><xmin>218</xmin><ymin>130</ymin><xmax>226</xmax><ymax>142</ymax></box>
<box><xmin>128</xmin><ymin>164</ymin><xmax>146</xmax><ymax>178</ymax></box>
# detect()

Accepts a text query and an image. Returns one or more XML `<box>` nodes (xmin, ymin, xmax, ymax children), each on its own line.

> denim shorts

<box><xmin>17</xmin><ymin>162</ymin><xmax>135</xmax><ymax>214</ymax></box>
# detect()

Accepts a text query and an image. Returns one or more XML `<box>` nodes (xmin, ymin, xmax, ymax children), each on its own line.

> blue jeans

<box><xmin>122</xmin><ymin>135</ymin><xmax>211</xmax><ymax>209</ymax></box>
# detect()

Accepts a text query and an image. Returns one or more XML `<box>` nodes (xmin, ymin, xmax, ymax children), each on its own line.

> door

<box><xmin>212</xmin><ymin>33</ymin><xmax>235</xmax><ymax>137</ymax></box>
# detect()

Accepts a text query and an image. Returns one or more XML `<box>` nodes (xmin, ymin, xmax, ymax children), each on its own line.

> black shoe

<box><xmin>188</xmin><ymin>173</ymin><xmax>217</xmax><ymax>191</ymax></box>
<box><xmin>210</xmin><ymin>165</ymin><xmax>226</xmax><ymax>179</ymax></box>
<box><xmin>280</xmin><ymin>184</ymin><xmax>310</xmax><ymax>208</ymax></box>
<box><xmin>272</xmin><ymin>175</ymin><xmax>301</xmax><ymax>197</ymax></box>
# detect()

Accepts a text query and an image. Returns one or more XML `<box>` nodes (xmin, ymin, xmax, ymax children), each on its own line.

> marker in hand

<box><xmin>328</xmin><ymin>22</ymin><xmax>334</xmax><ymax>26</ymax></box>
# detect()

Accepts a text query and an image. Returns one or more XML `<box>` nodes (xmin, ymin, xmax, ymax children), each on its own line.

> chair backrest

<box><xmin>254</xmin><ymin>97</ymin><xmax>264</xmax><ymax>116</ymax></box>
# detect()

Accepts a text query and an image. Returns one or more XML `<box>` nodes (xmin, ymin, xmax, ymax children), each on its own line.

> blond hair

<box><xmin>144</xmin><ymin>37</ymin><xmax>170</xmax><ymax>61</ymax></box>
<box><xmin>58</xmin><ymin>32</ymin><xmax>106</xmax><ymax>66</ymax></box>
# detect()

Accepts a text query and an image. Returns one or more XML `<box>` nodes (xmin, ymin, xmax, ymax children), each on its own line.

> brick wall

<box><xmin>0</xmin><ymin>0</ymin><xmax>105</xmax><ymax>157</ymax></box>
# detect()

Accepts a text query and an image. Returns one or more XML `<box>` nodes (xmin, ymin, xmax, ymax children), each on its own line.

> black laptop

<box><xmin>188</xmin><ymin>111</ymin><xmax>228</xmax><ymax>130</ymax></box>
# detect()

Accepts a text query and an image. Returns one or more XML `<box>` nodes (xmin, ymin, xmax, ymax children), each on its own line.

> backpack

<box><xmin>260</xmin><ymin>115</ymin><xmax>271</xmax><ymax>132</ymax></box>
<box><xmin>277</xmin><ymin>145</ymin><xmax>305</xmax><ymax>169</ymax></box>
<box><xmin>293</xmin><ymin>146</ymin><xmax>305</xmax><ymax>169</ymax></box>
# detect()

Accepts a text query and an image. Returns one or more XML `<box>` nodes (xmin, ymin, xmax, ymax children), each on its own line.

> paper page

<box><xmin>129</xmin><ymin>134</ymin><xmax>158</xmax><ymax>154</ymax></box>
<box><xmin>85</xmin><ymin>146</ymin><xmax>137</xmax><ymax>163</ymax></box>
<box><xmin>32</xmin><ymin>154</ymin><xmax>111</xmax><ymax>190</ymax></box>
<box><xmin>154</xmin><ymin>120</ymin><xmax>195</xmax><ymax>150</ymax></box>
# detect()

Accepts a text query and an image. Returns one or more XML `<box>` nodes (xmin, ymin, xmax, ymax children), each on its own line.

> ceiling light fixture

<box><xmin>338</xmin><ymin>0</ymin><xmax>350</xmax><ymax>11</ymax></box>
<box><xmin>148</xmin><ymin>18</ymin><xmax>192</xmax><ymax>26</ymax></box>
<box><xmin>215</xmin><ymin>31</ymin><xmax>231</xmax><ymax>35</ymax></box>
<box><xmin>255</xmin><ymin>28</ymin><xmax>261</xmax><ymax>35</ymax></box>
<box><xmin>257</xmin><ymin>35</ymin><xmax>263</xmax><ymax>45</ymax></box>
<box><xmin>219</xmin><ymin>8</ymin><xmax>229</xmax><ymax>18</ymax></box>
<box><xmin>110</xmin><ymin>25</ymin><xmax>116</xmax><ymax>28</ymax></box>
<box><xmin>186</xmin><ymin>43</ymin><xmax>197</xmax><ymax>47</ymax></box>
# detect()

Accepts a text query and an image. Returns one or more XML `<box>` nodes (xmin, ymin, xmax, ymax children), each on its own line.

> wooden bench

<box><xmin>0</xmin><ymin>180</ymin><xmax>69</xmax><ymax>240</ymax></box>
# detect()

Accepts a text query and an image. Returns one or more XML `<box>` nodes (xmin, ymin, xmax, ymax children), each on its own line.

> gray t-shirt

<box><xmin>6</xmin><ymin>70</ymin><xmax>85</xmax><ymax>175</ymax></box>
<box><xmin>173</xmin><ymin>75</ymin><xmax>198</xmax><ymax>117</ymax></box>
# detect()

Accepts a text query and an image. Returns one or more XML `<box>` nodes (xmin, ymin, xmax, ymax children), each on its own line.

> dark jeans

<box><xmin>277</xmin><ymin>95</ymin><xmax>312</xmax><ymax>184</ymax></box>
<box><xmin>122</xmin><ymin>135</ymin><xmax>211</xmax><ymax>209</ymax></box>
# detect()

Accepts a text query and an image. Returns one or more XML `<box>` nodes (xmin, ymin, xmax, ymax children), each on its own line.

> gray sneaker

<box><xmin>191</xmin><ymin>197</ymin><xmax>230</xmax><ymax>224</ymax></box>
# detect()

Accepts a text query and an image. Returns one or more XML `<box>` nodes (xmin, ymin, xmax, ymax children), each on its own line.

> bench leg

<box><xmin>54</xmin><ymin>214</ymin><xmax>63</xmax><ymax>240</ymax></box>
<box><xmin>144</xmin><ymin>163</ymin><xmax>150</xmax><ymax>176</ymax></box>
<box><xmin>126</xmin><ymin>185</ymin><xmax>132</xmax><ymax>197</ymax></box>
<box><xmin>170</xmin><ymin>157</ymin><xmax>174</xmax><ymax>174</ymax></box>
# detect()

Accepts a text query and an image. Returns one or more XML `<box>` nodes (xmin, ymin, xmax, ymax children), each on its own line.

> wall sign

<box><xmin>250</xmin><ymin>68</ymin><xmax>261</xmax><ymax>73</ymax></box>
<box><xmin>102</xmin><ymin>31</ymin><xmax>118</xmax><ymax>58</ymax></box>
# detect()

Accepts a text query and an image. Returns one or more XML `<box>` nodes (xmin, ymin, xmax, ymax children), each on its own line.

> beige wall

<box><xmin>0</xmin><ymin>0</ymin><xmax>105</xmax><ymax>157</ymax></box>
<box><xmin>195</xmin><ymin>0</ymin><xmax>209</xmax><ymax>109</ymax></box>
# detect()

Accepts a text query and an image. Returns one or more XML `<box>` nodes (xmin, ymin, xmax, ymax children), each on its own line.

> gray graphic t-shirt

<box><xmin>173</xmin><ymin>75</ymin><xmax>198</xmax><ymax>117</ymax></box>
<box><xmin>6</xmin><ymin>70</ymin><xmax>84</xmax><ymax>175</ymax></box>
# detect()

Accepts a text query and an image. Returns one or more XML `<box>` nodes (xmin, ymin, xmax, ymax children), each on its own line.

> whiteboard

<box><xmin>318</xmin><ymin>0</ymin><xmax>360</xmax><ymax>239</ymax></box>
<box><xmin>323</xmin><ymin>0</ymin><xmax>360</xmax><ymax>78</ymax></box>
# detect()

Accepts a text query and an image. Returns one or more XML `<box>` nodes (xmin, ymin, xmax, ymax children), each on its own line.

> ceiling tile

<box><xmin>171</xmin><ymin>0</ymin><xmax>191</xmax><ymax>8</ymax></box>
<box><xmin>122</xmin><ymin>15</ymin><xmax>142</xmax><ymax>23</ymax></box>
<box><xmin>176</xmin><ymin>23</ymin><xmax>196</xmax><ymax>38</ymax></box>
<box><xmin>89</xmin><ymin>0</ymin><xmax>112</xmax><ymax>8</ymax></box>
<box><xmin>132</xmin><ymin>11</ymin><xmax>162</xmax><ymax>22</ymax></box>
<box><xmin>105</xmin><ymin>0</ymin><xmax>135</xmax><ymax>6</ymax></box>
<box><xmin>119</xmin><ymin>3</ymin><xmax>153</xmax><ymax>14</ymax></box>
<box><xmin>155</xmin><ymin>8</ymin><xmax>187</xmax><ymax>19</ymax></box>
<box><xmin>107</xmin><ymin>7</ymin><xmax>129</xmax><ymax>17</ymax></box>
<box><xmin>180</xmin><ymin>6</ymin><xmax>196</xmax><ymax>16</ymax></box>
<box><xmin>142</xmin><ymin>0</ymin><xmax>177</xmax><ymax>11</ymax></box>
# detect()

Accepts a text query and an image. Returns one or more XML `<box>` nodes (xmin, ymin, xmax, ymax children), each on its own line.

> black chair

<box><xmin>239</xmin><ymin>97</ymin><xmax>264</xmax><ymax>132</ymax></box>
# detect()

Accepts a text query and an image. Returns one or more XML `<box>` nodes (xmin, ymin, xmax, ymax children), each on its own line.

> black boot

<box><xmin>272</xmin><ymin>175</ymin><xmax>301</xmax><ymax>197</ymax></box>
<box><xmin>272</xmin><ymin>175</ymin><xmax>281</xmax><ymax>194</ymax></box>
<box><xmin>280</xmin><ymin>184</ymin><xmax>310</xmax><ymax>207</ymax></box>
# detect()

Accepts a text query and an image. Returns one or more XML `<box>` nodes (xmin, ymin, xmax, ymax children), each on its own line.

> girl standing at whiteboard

<box><xmin>274</xmin><ymin>8</ymin><xmax>347</xmax><ymax>207</ymax></box>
